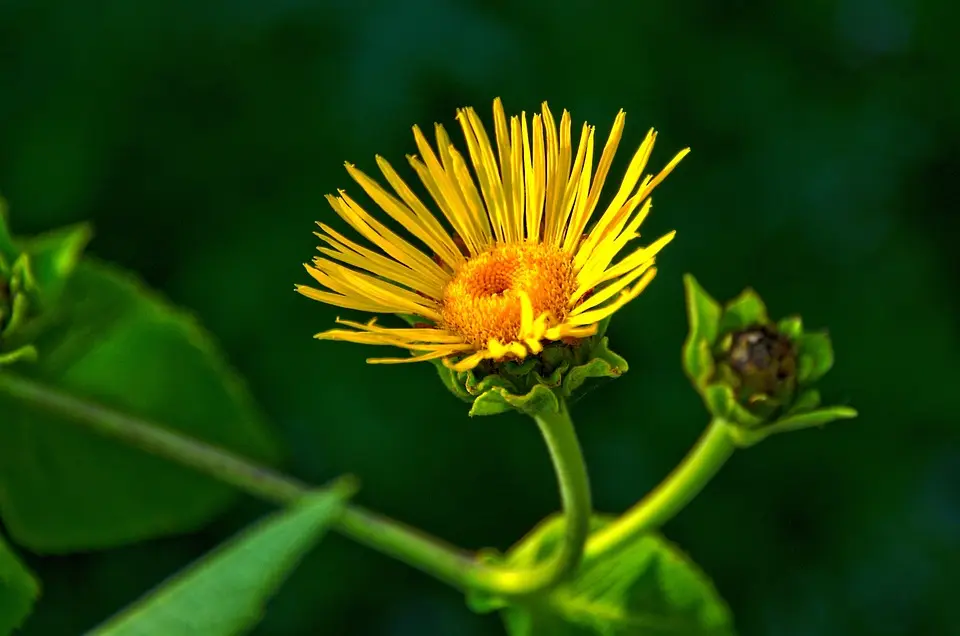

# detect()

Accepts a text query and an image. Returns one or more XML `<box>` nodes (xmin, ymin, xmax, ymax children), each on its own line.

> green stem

<box><xmin>0</xmin><ymin>372</ymin><xmax>591</xmax><ymax>596</ymax></box>
<box><xmin>584</xmin><ymin>418</ymin><xmax>735</xmax><ymax>562</ymax></box>
<box><xmin>466</xmin><ymin>398</ymin><xmax>592</xmax><ymax>596</ymax></box>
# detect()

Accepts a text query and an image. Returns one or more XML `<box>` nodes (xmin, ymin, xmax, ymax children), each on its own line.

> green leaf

<box><xmin>736</xmin><ymin>406</ymin><xmax>858</xmax><ymax>446</ymax></box>
<box><xmin>682</xmin><ymin>275</ymin><xmax>722</xmax><ymax>388</ymax></box>
<box><xmin>470</xmin><ymin>384</ymin><xmax>559</xmax><ymax>418</ymax></box>
<box><xmin>771</xmin><ymin>406</ymin><xmax>858</xmax><ymax>433</ymax></box>
<box><xmin>490</xmin><ymin>515</ymin><xmax>736</xmax><ymax>636</ymax></box>
<box><xmin>0</xmin><ymin>258</ymin><xmax>282</xmax><ymax>552</ymax></box>
<box><xmin>795</xmin><ymin>332</ymin><xmax>834</xmax><ymax>384</ymax></box>
<box><xmin>18</xmin><ymin>223</ymin><xmax>92</xmax><ymax>308</ymax></box>
<box><xmin>0</xmin><ymin>533</ymin><xmax>40</xmax><ymax>635</ymax></box>
<box><xmin>716</xmin><ymin>288</ymin><xmax>769</xmax><ymax>335</ymax></box>
<box><xmin>562</xmin><ymin>337</ymin><xmax>628</xmax><ymax>398</ymax></box>
<box><xmin>89</xmin><ymin>481</ymin><xmax>355</xmax><ymax>636</ymax></box>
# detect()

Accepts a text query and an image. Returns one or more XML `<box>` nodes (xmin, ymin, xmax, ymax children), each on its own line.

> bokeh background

<box><xmin>2</xmin><ymin>0</ymin><xmax>958</xmax><ymax>634</ymax></box>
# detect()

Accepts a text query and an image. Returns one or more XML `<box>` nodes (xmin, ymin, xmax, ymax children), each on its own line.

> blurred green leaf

<box><xmin>0</xmin><ymin>533</ymin><xmax>40</xmax><ymax>635</ymax></box>
<box><xmin>682</xmin><ymin>275</ymin><xmax>722</xmax><ymax>387</ymax></box>
<box><xmin>716</xmin><ymin>288</ymin><xmax>769</xmax><ymax>335</ymax></box>
<box><xmin>0</xmin><ymin>258</ymin><xmax>281</xmax><ymax>552</ymax></box>
<box><xmin>18</xmin><ymin>223</ymin><xmax>92</xmax><ymax>307</ymax></box>
<box><xmin>795</xmin><ymin>332</ymin><xmax>834</xmax><ymax>384</ymax></box>
<box><xmin>89</xmin><ymin>482</ymin><xmax>355</xmax><ymax>636</ymax></box>
<box><xmin>488</xmin><ymin>515</ymin><xmax>736</xmax><ymax>635</ymax></box>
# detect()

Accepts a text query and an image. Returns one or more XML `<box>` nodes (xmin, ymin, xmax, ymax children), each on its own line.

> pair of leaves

<box><xmin>0</xmin><ymin>207</ymin><xmax>282</xmax><ymax>553</ymax></box>
<box><xmin>91</xmin><ymin>482</ymin><xmax>353</xmax><ymax>636</ymax></box>
<box><xmin>471</xmin><ymin>515</ymin><xmax>735</xmax><ymax>636</ymax></box>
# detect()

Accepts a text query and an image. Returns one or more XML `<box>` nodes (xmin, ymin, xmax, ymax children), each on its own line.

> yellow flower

<box><xmin>297</xmin><ymin>98</ymin><xmax>688</xmax><ymax>372</ymax></box>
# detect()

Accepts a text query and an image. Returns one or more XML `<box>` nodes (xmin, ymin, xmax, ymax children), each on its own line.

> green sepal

<box><xmin>431</xmin><ymin>360</ymin><xmax>473</xmax><ymax>403</ymax></box>
<box><xmin>469</xmin><ymin>514</ymin><xmax>736</xmax><ymax>636</ymax></box>
<box><xmin>776</xmin><ymin>315</ymin><xmax>803</xmax><ymax>340</ymax></box>
<box><xmin>731</xmin><ymin>406</ymin><xmax>858</xmax><ymax>447</ymax></box>
<box><xmin>416</xmin><ymin>312</ymin><xmax>629</xmax><ymax>417</ymax></box>
<box><xmin>470</xmin><ymin>383</ymin><xmax>560</xmax><ymax>417</ymax></box>
<box><xmin>703</xmin><ymin>383</ymin><xmax>762</xmax><ymax>429</ymax></box>
<box><xmin>796</xmin><ymin>331</ymin><xmax>834</xmax><ymax>385</ymax></box>
<box><xmin>682</xmin><ymin>274</ymin><xmax>722</xmax><ymax>389</ymax></box>
<box><xmin>562</xmin><ymin>336</ymin><xmax>628</xmax><ymax>398</ymax></box>
<box><xmin>716</xmin><ymin>287</ymin><xmax>769</xmax><ymax>334</ymax></box>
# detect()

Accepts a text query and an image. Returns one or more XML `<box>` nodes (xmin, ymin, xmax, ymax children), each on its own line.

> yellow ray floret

<box><xmin>297</xmin><ymin>98</ymin><xmax>689</xmax><ymax>371</ymax></box>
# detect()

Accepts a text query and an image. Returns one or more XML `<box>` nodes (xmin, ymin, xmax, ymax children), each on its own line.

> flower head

<box><xmin>297</xmin><ymin>98</ymin><xmax>688</xmax><ymax>372</ymax></box>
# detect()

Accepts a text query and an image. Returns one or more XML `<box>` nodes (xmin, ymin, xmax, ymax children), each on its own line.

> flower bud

<box><xmin>725</xmin><ymin>326</ymin><xmax>797</xmax><ymax>398</ymax></box>
<box><xmin>681</xmin><ymin>274</ymin><xmax>856</xmax><ymax>446</ymax></box>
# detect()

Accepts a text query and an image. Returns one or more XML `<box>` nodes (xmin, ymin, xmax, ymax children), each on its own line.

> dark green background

<box><xmin>2</xmin><ymin>0</ymin><xmax>958</xmax><ymax>634</ymax></box>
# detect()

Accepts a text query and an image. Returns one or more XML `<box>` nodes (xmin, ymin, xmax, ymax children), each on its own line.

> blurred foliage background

<box><xmin>1</xmin><ymin>0</ymin><xmax>958</xmax><ymax>634</ymax></box>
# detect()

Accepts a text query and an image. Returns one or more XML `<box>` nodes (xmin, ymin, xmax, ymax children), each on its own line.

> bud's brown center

<box><xmin>727</xmin><ymin>326</ymin><xmax>797</xmax><ymax>396</ymax></box>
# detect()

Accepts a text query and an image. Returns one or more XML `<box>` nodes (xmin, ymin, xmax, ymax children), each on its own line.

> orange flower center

<box><xmin>440</xmin><ymin>243</ymin><xmax>577</xmax><ymax>348</ymax></box>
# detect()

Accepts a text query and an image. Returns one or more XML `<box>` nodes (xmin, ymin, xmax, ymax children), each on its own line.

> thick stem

<box><xmin>584</xmin><ymin>418</ymin><xmax>735</xmax><ymax>562</ymax></box>
<box><xmin>0</xmin><ymin>372</ymin><xmax>592</xmax><ymax>596</ymax></box>
<box><xmin>465</xmin><ymin>398</ymin><xmax>593</xmax><ymax>596</ymax></box>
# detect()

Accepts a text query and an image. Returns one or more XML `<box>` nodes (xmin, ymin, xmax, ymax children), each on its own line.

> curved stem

<box><xmin>0</xmin><ymin>372</ymin><xmax>591</xmax><ymax>596</ymax></box>
<box><xmin>465</xmin><ymin>398</ymin><xmax>592</xmax><ymax>596</ymax></box>
<box><xmin>584</xmin><ymin>418</ymin><xmax>735</xmax><ymax>562</ymax></box>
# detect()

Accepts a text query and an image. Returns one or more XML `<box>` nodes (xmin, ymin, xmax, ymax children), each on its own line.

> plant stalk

<box><xmin>584</xmin><ymin>418</ymin><xmax>735</xmax><ymax>562</ymax></box>
<box><xmin>0</xmin><ymin>372</ymin><xmax>591</xmax><ymax>596</ymax></box>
